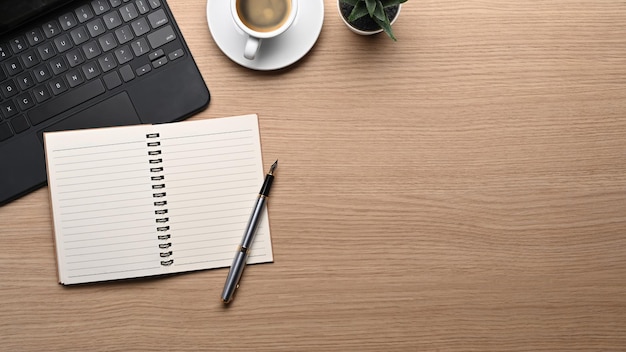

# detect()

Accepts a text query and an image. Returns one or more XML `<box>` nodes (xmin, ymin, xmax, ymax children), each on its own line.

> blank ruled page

<box><xmin>45</xmin><ymin>125</ymin><xmax>163</xmax><ymax>285</ymax></box>
<box><xmin>156</xmin><ymin>114</ymin><xmax>273</xmax><ymax>272</ymax></box>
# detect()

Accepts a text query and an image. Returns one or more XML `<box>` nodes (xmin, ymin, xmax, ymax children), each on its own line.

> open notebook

<box><xmin>44</xmin><ymin>114</ymin><xmax>273</xmax><ymax>285</ymax></box>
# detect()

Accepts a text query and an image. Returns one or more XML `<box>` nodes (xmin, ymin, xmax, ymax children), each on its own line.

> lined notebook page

<box><xmin>158</xmin><ymin>114</ymin><xmax>273</xmax><ymax>273</ymax></box>
<box><xmin>45</xmin><ymin>124</ymin><xmax>162</xmax><ymax>285</ymax></box>
<box><xmin>45</xmin><ymin>114</ymin><xmax>273</xmax><ymax>285</ymax></box>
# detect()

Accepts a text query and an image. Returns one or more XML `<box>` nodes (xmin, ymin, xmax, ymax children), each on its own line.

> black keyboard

<box><xmin>0</xmin><ymin>0</ymin><xmax>186</xmax><ymax>143</ymax></box>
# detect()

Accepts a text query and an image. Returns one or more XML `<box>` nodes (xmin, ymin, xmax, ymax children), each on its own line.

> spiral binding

<box><xmin>147</xmin><ymin>132</ymin><xmax>173</xmax><ymax>266</ymax></box>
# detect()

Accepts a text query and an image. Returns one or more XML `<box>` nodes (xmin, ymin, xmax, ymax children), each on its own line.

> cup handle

<box><xmin>244</xmin><ymin>36</ymin><xmax>262</xmax><ymax>60</ymax></box>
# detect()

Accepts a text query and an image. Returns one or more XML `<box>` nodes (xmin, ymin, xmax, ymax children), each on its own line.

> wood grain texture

<box><xmin>1</xmin><ymin>0</ymin><xmax>626</xmax><ymax>350</ymax></box>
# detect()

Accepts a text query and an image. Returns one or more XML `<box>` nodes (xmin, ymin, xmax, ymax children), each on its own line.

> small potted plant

<box><xmin>338</xmin><ymin>0</ymin><xmax>407</xmax><ymax>40</ymax></box>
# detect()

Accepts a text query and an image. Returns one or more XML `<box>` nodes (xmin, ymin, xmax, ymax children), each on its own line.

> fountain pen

<box><xmin>221</xmin><ymin>160</ymin><xmax>277</xmax><ymax>304</ymax></box>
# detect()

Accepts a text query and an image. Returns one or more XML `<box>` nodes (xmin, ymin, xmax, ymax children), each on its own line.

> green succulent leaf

<box><xmin>348</xmin><ymin>1</ymin><xmax>369</xmax><ymax>21</ymax></box>
<box><xmin>365</xmin><ymin>0</ymin><xmax>377</xmax><ymax>17</ymax></box>
<box><xmin>373</xmin><ymin>0</ymin><xmax>386</xmax><ymax>22</ymax></box>
<box><xmin>373</xmin><ymin>16</ymin><xmax>397</xmax><ymax>41</ymax></box>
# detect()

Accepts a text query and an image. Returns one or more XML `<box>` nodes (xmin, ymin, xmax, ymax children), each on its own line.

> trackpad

<box><xmin>39</xmin><ymin>92</ymin><xmax>141</xmax><ymax>141</ymax></box>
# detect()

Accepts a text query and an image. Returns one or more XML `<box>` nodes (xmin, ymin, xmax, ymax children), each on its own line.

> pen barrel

<box><xmin>241</xmin><ymin>196</ymin><xmax>267</xmax><ymax>249</ymax></box>
<box><xmin>221</xmin><ymin>251</ymin><xmax>248</xmax><ymax>303</ymax></box>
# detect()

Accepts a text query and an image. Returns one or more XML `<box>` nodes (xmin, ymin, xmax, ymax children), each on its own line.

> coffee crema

<box><xmin>236</xmin><ymin>0</ymin><xmax>291</xmax><ymax>33</ymax></box>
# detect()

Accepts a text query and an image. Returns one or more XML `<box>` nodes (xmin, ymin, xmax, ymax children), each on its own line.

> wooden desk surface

<box><xmin>2</xmin><ymin>0</ymin><xmax>626</xmax><ymax>350</ymax></box>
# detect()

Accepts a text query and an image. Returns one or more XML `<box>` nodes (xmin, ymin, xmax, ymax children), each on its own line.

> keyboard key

<box><xmin>4</xmin><ymin>57</ymin><xmax>23</xmax><ymax>76</ymax></box>
<box><xmin>151</xmin><ymin>56</ymin><xmax>167</xmax><ymax>69</ymax></box>
<box><xmin>0</xmin><ymin>43</ymin><xmax>8</xmax><ymax>61</ymax></box>
<box><xmin>28</xmin><ymin>79</ymin><xmax>105</xmax><ymax>126</ymax></box>
<box><xmin>82</xmin><ymin>41</ymin><xmax>101</xmax><ymax>59</ymax></box>
<box><xmin>66</xmin><ymin>70</ymin><xmax>85</xmax><ymax>87</ymax></box>
<box><xmin>131</xmin><ymin>17</ymin><xmax>150</xmax><ymax>36</ymax></box>
<box><xmin>119</xmin><ymin>64</ymin><xmax>134</xmax><ymax>82</ymax></box>
<box><xmin>148</xmin><ymin>9</ymin><xmax>168</xmax><ymax>28</ymax></box>
<box><xmin>37</xmin><ymin>42</ymin><xmax>56</xmax><ymax>61</ymax></box>
<box><xmin>33</xmin><ymin>85</ymin><xmax>52</xmax><ymax>103</ymax></box>
<box><xmin>92</xmin><ymin>0</ymin><xmax>111</xmax><ymax>15</ymax></box>
<box><xmin>98</xmin><ymin>53</ymin><xmax>117</xmax><ymax>72</ymax></box>
<box><xmin>148</xmin><ymin>0</ymin><xmax>160</xmax><ymax>9</ymax></box>
<box><xmin>10</xmin><ymin>115</ymin><xmax>30</xmax><ymax>134</ymax></box>
<box><xmin>103</xmin><ymin>71</ymin><xmax>122</xmax><ymax>89</ymax></box>
<box><xmin>42</xmin><ymin>20</ymin><xmax>61</xmax><ymax>38</ymax></box>
<box><xmin>49</xmin><ymin>77</ymin><xmax>68</xmax><ymax>95</ymax></box>
<box><xmin>98</xmin><ymin>33</ymin><xmax>118</xmax><ymax>52</ymax></box>
<box><xmin>103</xmin><ymin>11</ymin><xmax>123</xmax><ymax>29</ymax></box>
<box><xmin>33</xmin><ymin>65</ymin><xmax>52</xmax><ymax>83</ymax></box>
<box><xmin>54</xmin><ymin>34</ymin><xmax>73</xmax><ymax>53</ymax></box>
<box><xmin>82</xmin><ymin>61</ymin><xmax>101</xmax><ymax>80</ymax></box>
<box><xmin>16</xmin><ymin>92</ymin><xmax>34</xmax><ymax>111</ymax></box>
<box><xmin>70</xmin><ymin>26</ymin><xmax>90</xmax><ymax>45</ymax></box>
<box><xmin>66</xmin><ymin>49</ymin><xmax>85</xmax><ymax>67</ymax></box>
<box><xmin>49</xmin><ymin>57</ymin><xmax>69</xmax><ymax>75</ymax></box>
<box><xmin>59</xmin><ymin>13</ymin><xmax>78</xmax><ymax>30</ymax></box>
<box><xmin>16</xmin><ymin>72</ymin><xmax>34</xmax><ymax>90</ymax></box>
<box><xmin>138</xmin><ymin>0</ymin><xmax>150</xmax><ymax>13</ymax></box>
<box><xmin>10</xmin><ymin>36</ymin><xmax>28</xmax><ymax>53</ymax></box>
<box><xmin>131</xmin><ymin>38</ymin><xmax>149</xmax><ymax>56</ymax></box>
<box><xmin>115</xmin><ymin>25</ymin><xmax>134</xmax><ymax>44</ymax></box>
<box><xmin>120</xmin><ymin>3</ymin><xmax>139</xmax><ymax>22</ymax></box>
<box><xmin>25</xmin><ymin>28</ymin><xmax>44</xmax><ymax>46</ymax></box>
<box><xmin>147</xmin><ymin>25</ymin><xmax>175</xmax><ymax>49</ymax></box>
<box><xmin>0</xmin><ymin>79</ymin><xmax>18</xmax><ymax>98</ymax></box>
<box><xmin>110</xmin><ymin>0</ymin><xmax>122</xmax><ymax>7</ymax></box>
<box><xmin>1</xmin><ymin>99</ymin><xmax>18</xmax><ymax>118</ymax></box>
<box><xmin>149</xmin><ymin>49</ymin><xmax>164</xmax><ymax>60</ymax></box>
<box><xmin>76</xmin><ymin>5</ymin><xmax>95</xmax><ymax>23</ymax></box>
<box><xmin>114</xmin><ymin>45</ymin><xmax>133</xmax><ymax>64</ymax></box>
<box><xmin>136</xmin><ymin>64</ymin><xmax>151</xmax><ymax>76</ymax></box>
<box><xmin>21</xmin><ymin>51</ymin><xmax>39</xmax><ymax>68</ymax></box>
<box><xmin>168</xmin><ymin>48</ymin><xmax>184</xmax><ymax>61</ymax></box>
<box><xmin>0</xmin><ymin>122</ymin><xmax>13</xmax><ymax>142</ymax></box>
<box><xmin>87</xmin><ymin>18</ymin><xmax>106</xmax><ymax>37</ymax></box>
<box><xmin>0</xmin><ymin>67</ymin><xmax>5</xmax><ymax>82</ymax></box>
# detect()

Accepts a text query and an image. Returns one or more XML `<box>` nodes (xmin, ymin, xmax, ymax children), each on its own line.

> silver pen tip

<box><xmin>269</xmin><ymin>160</ymin><xmax>278</xmax><ymax>175</ymax></box>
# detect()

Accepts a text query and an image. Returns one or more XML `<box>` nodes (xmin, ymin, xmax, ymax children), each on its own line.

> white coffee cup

<box><xmin>231</xmin><ymin>0</ymin><xmax>298</xmax><ymax>60</ymax></box>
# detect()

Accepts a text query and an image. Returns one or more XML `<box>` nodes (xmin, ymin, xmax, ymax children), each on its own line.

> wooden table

<box><xmin>2</xmin><ymin>0</ymin><xmax>626</xmax><ymax>350</ymax></box>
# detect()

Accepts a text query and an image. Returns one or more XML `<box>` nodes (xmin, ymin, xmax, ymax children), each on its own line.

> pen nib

<box><xmin>269</xmin><ymin>160</ymin><xmax>278</xmax><ymax>175</ymax></box>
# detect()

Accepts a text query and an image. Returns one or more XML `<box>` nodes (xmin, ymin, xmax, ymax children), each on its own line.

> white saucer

<box><xmin>206</xmin><ymin>0</ymin><xmax>324</xmax><ymax>71</ymax></box>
